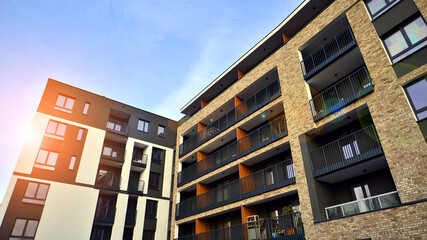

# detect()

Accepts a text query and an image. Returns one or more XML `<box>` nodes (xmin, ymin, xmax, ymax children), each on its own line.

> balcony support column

<box><xmin>195</xmin><ymin>218</ymin><xmax>211</xmax><ymax>235</ymax></box>
<box><xmin>238</xmin><ymin>69</ymin><xmax>245</xmax><ymax>79</ymax></box>
<box><xmin>239</xmin><ymin>164</ymin><xmax>255</xmax><ymax>194</ymax></box>
<box><xmin>201</xmin><ymin>99</ymin><xmax>208</xmax><ymax>108</ymax></box>
<box><xmin>241</xmin><ymin>205</ymin><xmax>258</xmax><ymax>224</ymax></box>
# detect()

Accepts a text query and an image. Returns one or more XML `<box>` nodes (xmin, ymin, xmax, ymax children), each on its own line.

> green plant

<box><xmin>281</xmin><ymin>204</ymin><xmax>294</xmax><ymax>215</ymax></box>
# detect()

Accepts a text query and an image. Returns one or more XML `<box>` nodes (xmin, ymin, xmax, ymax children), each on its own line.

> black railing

<box><xmin>176</xmin><ymin>212</ymin><xmax>304</xmax><ymax>240</ymax></box>
<box><xmin>176</xmin><ymin>159</ymin><xmax>295</xmax><ymax>220</ymax></box>
<box><xmin>300</xmin><ymin>26</ymin><xmax>356</xmax><ymax>79</ymax></box>
<box><xmin>309</xmin><ymin>125</ymin><xmax>383</xmax><ymax>177</ymax></box>
<box><xmin>94</xmin><ymin>206</ymin><xmax>116</xmax><ymax>224</ymax></box>
<box><xmin>177</xmin><ymin>115</ymin><xmax>287</xmax><ymax>187</ymax></box>
<box><xmin>309</xmin><ymin>66</ymin><xmax>373</xmax><ymax>121</ymax></box>
<box><xmin>128</xmin><ymin>180</ymin><xmax>144</xmax><ymax>195</ymax></box>
<box><xmin>179</xmin><ymin>80</ymin><xmax>281</xmax><ymax>157</ymax></box>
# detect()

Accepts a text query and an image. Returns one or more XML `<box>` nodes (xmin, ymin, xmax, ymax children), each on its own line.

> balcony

<box><xmin>300</xmin><ymin>26</ymin><xmax>356</xmax><ymax>80</ymax></box>
<box><xmin>128</xmin><ymin>180</ymin><xmax>144</xmax><ymax>195</ymax></box>
<box><xmin>95</xmin><ymin>169</ymin><xmax>121</xmax><ymax>190</ymax></box>
<box><xmin>309</xmin><ymin>66</ymin><xmax>373</xmax><ymax>121</ymax></box>
<box><xmin>177</xmin><ymin>115</ymin><xmax>287</xmax><ymax>187</ymax></box>
<box><xmin>106</xmin><ymin>117</ymin><xmax>128</xmax><ymax>136</ymax></box>
<box><xmin>325</xmin><ymin>191</ymin><xmax>400</xmax><ymax>219</ymax></box>
<box><xmin>176</xmin><ymin>159</ymin><xmax>295</xmax><ymax>220</ymax></box>
<box><xmin>309</xmin><ymin>125</ymin><xmax>383</xmax><ymax>177</ymax></box>
<box><xmin>179</xmin><ymin>80</ymin><xmax>281</xmax><ymax>157</ymax></box>
<box><xmin>94</xmin><ymin>206</ymin><xmax>116</xmax><ymax>224</ymax></box>
<box><xmin>132</xmin><ymin>154</ymin><xmax>147</xmax><ymax>168</ymax></box>
<box><xmin>101</xmin><ymin>142</ymin><xmax>126</xmax><ymax>164</ymax></box>
<box><xmin>177</xmin><ymin>212</ymin><xmax>304</xmax><ymax>240</ymax></box>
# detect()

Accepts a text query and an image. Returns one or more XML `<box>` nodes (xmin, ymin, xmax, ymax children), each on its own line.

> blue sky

<box><xmin>0</xmin><ymin>0</ymin><xmax>302</xmax><ymax>202</ymax></box>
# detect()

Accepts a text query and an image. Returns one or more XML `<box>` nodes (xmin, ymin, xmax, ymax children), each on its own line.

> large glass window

<box><xmin>383</xmin><ymin>16</ymin><xmax>427</xmax><ymax>63</ymax></box>
<box><xmin>54</xmin><ymin>94</ymin><xmax>75</xmax><ymax>113</ymax></box>
<box><xmin>22</xmin><ymin>182</ymin><xmax>49</xmax><ymax>205</ymax></box>
<box><xmin>148</xmin><ymin>172</ymin><xmax>161</xmax><ymax>190</ymax></box>
<box><xmin>34</xmin><ymin>149</ymin><xmax>59</xmax><ymax>171</ymax></box>
<box><xmin>10</xmin><ymin>219</ymin><xmax>39</xmax><ymax>240</ymax></box>
<box><xmin>365</xmin><ymin>0</ymin><xmax>398</xmax><ymax>19</ymax></box>
<box><xmin>45</xmin><ymin>120</ymin><xmax>67</xmax><ymax>140</ymax></box>
<box><xmin>151</xmin><ymin>147</ymin><xmax>165</xmax><ymax>164</ymax></box>
<box><xmin>404</xmin><ymin>78</ymin><xmax>427</xmax><ymax>120</ymax></box>
<box><xmin>137</xmin><ymin>119</ymin><xmax>149</xmax><ymax>133</ymax></box>
<box><xmin>145</xmin><ymin>200</ymin><xmax>158</xmax><ymax>219</ymax></box>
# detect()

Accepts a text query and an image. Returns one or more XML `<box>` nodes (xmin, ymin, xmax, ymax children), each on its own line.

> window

<box><xmin>148</xmin><ymin>172</ymin><xmax>161</xmax><ymax>190</ymax></box>
<box><xmin>69</xmin><ymin>156</ymin><xmax>77</xmax><ymax>170</ymax></box>
<box><xmin>103</xmin><ymin>146</ymin><xmax>118</xmax><ymax>158</ymax></box>
<box><xmin>157</xmin><ymin>125</ymin><xmax>165</xmax><ymax>137</ymax></box>
<box><xmin>137</xmin><ymin>119</ymin><xmax>149</xmax><ymax>133</ymax></box>
<box><xmin>54</xmin><ymin>94</ymin><xmax>75</xmax><ymax>113</ymax></box>
<box><xmin>77</xmin><ymin>128</ymin><xmax>84</xmax><ymax>141</ymax></box>
<box><xmin>106</xmin><ymin>121</ymin><xmax>122</xmax><ymax>132</ymax></box>
<box><xmin>45</xmin><ymin>120</ymin><xmax>67</xmax><ymax>140</ymax></box>
<box><xmin>22</xmin><ymin>182</ymin><xmax>49</xmax><ymax>205</ymax></box>
<box><xmin>151</xmin><ymin>147</ymin><xmax>165</xmax><ymax>164</ymax></box>
<box><xmin>383</xmin><ymin>16</ymin><xmax>427</xmax><ymax>63</ymax></box>
<box><xmin>404</xmin><ymin>78</ymin><xmax>427</xmax><ymax>120</ymax></box>
<box><xmin>145</xmin><ymin>200</ymin><xmax>158</xmax><ymax>219</ymax></box>
<box><xmin>83</xmin><ymin>102</ymin><xmax>90</xmax><ymax>115</ymax></box>
<box><xmin>365</xmin><ymin>0</ymin><xmax>399</xmax><ymax>19</ymax></box>
<box><xmin>287</xmin><ymin>163</ymin><xmax>295</xmax><ymax>178</ymax></box>
<box><xmin>342</xmin><ymin>141</ymin><xmax>361</xmax><ymax>159</ymax></box>
<box><xmin>142</xmin><ymin>230</ymin><xmax>155</xmax><ymax>240</ymax></box>
<box><xmin>10</xmin><ymin>218</ymin><xmax>39</xmax><ymax>240</ymax></box>
<box><xmin>34</xmin><ymin>149</ymin><xmax>59</xmax><ymax>171</ymax></box>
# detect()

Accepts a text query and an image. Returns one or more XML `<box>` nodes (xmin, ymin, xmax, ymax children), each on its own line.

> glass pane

<box><xmin>366</xmin><ymin>0</ymin><xmax>387</xmax><ymax>16</ymax></box>
<box><xmin>144</xmin><ymin>122</ymin><xmax>149</xmax><ymax>132</ymax></box>
<box><xmin>417</xmin><ymin>110</ymin><xmax>427</xmax><ymax>120</ymax></box>
<box><xmin>353</xmin><ymin>186</ymin><xmax>365</xmax><ymax>200</ymax></box>
<box><xmin>36</xmin><ymin>150</ymin><xmax>48</xmax><ymax>164</ymax></box>
<box><xmin>103</xmin><ymin>147</ymin><xmax>112</xmax><ymax>156</ymax></box>
<box><xmin>64</xmin><ymin>98</ymin><xmax>74</xmax><ymax>110</ymax></box>
<box><xmin>46</xmin><ymin>121</ymin><xmax>57</xmax><ymax>134</ymax></box>
<box><xmin>25</xmin><ymin>182</ymin><xmax>38</xmax><ymax>198</ymax></box>
<box><xmin>106</xmin><ymin>122</ymin><xmax>114</xmax><ymax>129</ymax></box>
<box><xmin>24</xmin><ymin>220</ymin><xmax>38</xmax><ymax>237</ymax></box>
<box><xmin>406</xmin><ymin>79</ymin><xmax>427</xmax><ymax>111</ymax></box>
<box><xmin>56</xmin><ymin>95</ymin><xmax>66</xmax><ymax>107</ymax></box>
<box><xmin>11</xmin><ymin>219</ymin><xmax>26</xmax><ymax>236</ymax></box>
<box><xmin>404</xmin><ymin>17</ymin><xmax>427</xmax><ymax>45</ymax></box>
<box><xmin>77</xmin><ymin>129</ymin><xmax>83</xmax><ymax>140</ymax></box>
<box><xmin>47</xmin><ymin>152</ymin><xmax>58</xmax><ymax>166</ymax></box>
<box><xmin>56</xmin><ymin>123</ymin><xmax>67</xmax><ymax>136</ymax></box>
<box><xmin>83</xmin><ymin>103</ymin><xmax>90</xmax><ymax>114</ymax></box>
<box><xmin>36</xmin><ymin>184</ymin><xmax>49</xmax><ymax>199</ymax></box>
<box><xmin>384</xmin><ymin>31</ymin><xmax>408</xmax><ymax>57</ymax></box>
<box><xmin>158</xmin><ymin>126</ymin><xmax>165</xmax><ymax>135</ymax></box>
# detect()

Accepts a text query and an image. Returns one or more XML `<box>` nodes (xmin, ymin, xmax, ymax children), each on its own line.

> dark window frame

<box><xmin>382</xmin><ymin>14</ymin><xmax>427</xmax><ymax>63</ymax></box>
<box><xmin>148</xmin><ymin>172</ymin><xmax>161</xmax><ymax>190</ymax></box>
<box><xmin>145</xmin><ymin>200</ymin><xmax>158</xmax><ymax>219</ymax></box>
<box><xmin>9</xmin><ymin>218</ymin><xmax>39</xmax><ymax>239</ymax></box>
<box><xmin>151</xmin><ymin>147</ymin><xmax>165</xmax><ymax>164</ymax></box>
<box><xmin>142</xmin><ymin>230</ymin><xmax>155</xmax><ymax>240</ymax></box>
<box><xmin>404</xmin><ymin>76</ymin><xmax>427</xmax><ymax>121</ymax></box>
<box><xmin>364</xmin><ymin>0</ymin><xmax>400</xmax><ymax>20</ymax></box>
<box><xmin>157</xmin><ymin>125</ymin><xmax>165</xmax><ymax>137</ymax></box>
<box><xmin>137</xmin><ymin>119</ymin><xmax>150</xmax><ymax>133</ymax></box>
<box><xmin>22</xmin><ymin>182</ymin><xmax>50</xmax><ymax>205</ymax></box>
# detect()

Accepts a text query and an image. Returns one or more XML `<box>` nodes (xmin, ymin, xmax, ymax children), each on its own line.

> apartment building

<box><xmin>0</xmin><ymin>79</ymin><xmax>177</xmax><ymax>240</ymax></box>
<box><xmin>171</xmin><ymin>0</ymin><xmax>427</xmax><ymax>239</ymax></box>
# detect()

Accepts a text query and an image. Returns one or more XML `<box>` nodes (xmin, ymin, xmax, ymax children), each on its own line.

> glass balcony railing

<box><xmin>300</xmin><ymin>26</ymin><xmax>356</xmax><ymax>79</ymax></box>
<box><xmin>325</xmin><ymin>191</ymin><xmax>400</xmax><ymax>219</ymax></box>
<box><xmin>176</xmin><ymin>159</ymin><xmax>295</xmax><ymax>220</ymax></box>
<box><xmin>177</xmin><ymin>115</ymin><xmax>287</xmax><ymax>187</ymax></box>
<box><xmin>95</xmin><ymin>173</ymin><xmax>121</xmax><ymax>190</ymax></box>
<box><xmin>132</xmin><ymin>154</ymin><xmax>147</xmax><ymax>167</ymax></box>
<box><xmin>94</xmin><ymin>205</ymin><xmax>116</xmax><ymax>224</ymax></box>
<box><xmin>309</xmin><ymin>125</ymin><xmax>383</xmax><ymax>177</ymax></box>
<box><xmin>128</xmin><ymin>180</ymin><xmax>144</xmax><ymax>195</ymax></box>
<box><xmin>179</xmin><ymin>80</ymin><xmax>281</xmax><ymax>157</ymax></box>
<box><xmin>309</xmin><ymin>66</ymin><xmax>373</xmax><ymax>121</ymax></box>
<box><xmin>106</xmin><ymin>118</ymin><xmax>128</xmax><ymax>135</ymax></box>
<box><xmin>101</xmin><ymin>144</ymin><xmax>126</xmax><ymax>163</ymax></box>
<box><xmin>176</xmin><ymin>212</ymin><xmax>304</xmax><ymax>240</ymax></box>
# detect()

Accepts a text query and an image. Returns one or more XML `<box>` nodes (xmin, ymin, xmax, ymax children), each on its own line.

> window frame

<box><xmin>151</xmin><ymin>147</ymin><xmax>165</xmax><ymax>164</ymax></box>
<box><xmin>9</xmin><ymin>218</ymin><xmax>39</xmax><ymax>240</ymax></box>
<box><xmin>83</xmin><ymin>102</ymin><xmax>90</xmax><ymax>115</ymax></box>
<box><xmin>22</xmin><ymin>182</ymin><xmax>50</xmax><ymax>205</ymax></box>
<box><xmin>34</xmin><ymin>149</ymin><xmax>59</xmax><ymax>171</ymax></box>
<box><xmin>382</xmin><ymin>15</ymin><xmax>427</xmax><ymax>64</ymax></box>
<box><xmin>145</xmin><ymin>200</ymin><xmax>158</xmax><ymax>219</ymax></box>
<box><xmin>404</xmin><ymin>77</ymin><xmax>427</xmax><ymax>121</ymax></box>
<box><xmin>157</xmin><ymin>125</ymin><xmax>165</xmax><ymax>137</ymax></box>
<box><xmin>54</xmin><ymin>94</ymin><xmax>75</xmax><ymax>114</ymax></box>
<box><xmin>365</xmin><ymin>0</ymin><xmax>400</xmax><ymax>20</ymax></box>
<box><xmin>137</xmin><ymin>119</ymin><xmax>150</xmax><ymax>133</ymax></box>
<box><xmin>148</xmin><ymin>172</ymin><xmax>161</xmax><ymax>190</ymax></box>
<box><xmin>44</xmin><ymin>120</ymin><xmax>67</xmax><ymax>140</ymax></box>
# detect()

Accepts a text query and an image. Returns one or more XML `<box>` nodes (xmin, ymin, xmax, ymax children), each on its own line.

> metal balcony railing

<box><xmin>300</xmin><ymin>26</ymin><xmax>356</xmax><ymax>79</ymax></box>
<box><xmin>176</xmin><ymin>159</ymin><xmax>295</xmax><ymax>220</ymax></box>
<box><xmin>94</xmin><ymin>205</ymin><xmax>116</xmax><ymax>224</ymax></box>
<box><xmin>179</xmin><ymin>80</ymin><xmax>281</xmax><ymax>157</ymax></box>
<box><xmin>177</xmin><ymin>115</ymin><xmax>287</xmax><ymax>187</ymax></box>
<box><xmin>309</xmin><ymin>125</ymin><xmax>383</xmax><ymax>177</ymax></box>
<box><xmin>132</xmin><ymin>154</ymin><xmax>148</xmax><ymax>167</ymax></box>
<box><xmin>325</xmin><ymin>191</ymin><xmax>400</xmax><ymax>219</ymax></box>
<box><xmin>128</xmin><ymin>180</ymin><xmax>144</xmax><ymax>195</ymax></box>
<box><xmin>176</xmin><ymin>212</ymin><xmax>304</xmax><ymax>240</ymax></box>
<box><xmin>309</xmin><ymin>66</ymin><xmax>373</xmax><ymax>121</ymax></box>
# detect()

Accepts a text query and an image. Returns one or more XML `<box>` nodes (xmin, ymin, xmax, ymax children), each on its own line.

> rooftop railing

<box><xmin>177</xmin><ymin>115</ymin><xmax>287</xmax><ymax>187</ymax></box>
<box><xmin>300</xmin><ymin>26</ymin><xmax>356</xmax><ymax>79</ymax></box>
<box><xmin>309</xmin><ymin>66</ymin><xmax>373</xmax><ymax>121</ymax></box>
<box><xmin>179</xmin><ymin>80</ymin><xmax>281</xmax><ymax>157</ymax></box>
<box><xmin>176</xmin><ymin>159</ymin><xmax>295</xmax><ymax>220</ymax></box>
<box><xmin>176</xmin><ymin>212</ymin><xmax>304</xmax><ymax>240</ymax></box>
<box><xmin>325</xmin><ymin>191</ymin><xmax>400</xmax><ymax>219</ymax></box>
<box><xmin>309</xmin><ymin>125</ymin><xmax>383</xmax><ymax>177</ymax></box>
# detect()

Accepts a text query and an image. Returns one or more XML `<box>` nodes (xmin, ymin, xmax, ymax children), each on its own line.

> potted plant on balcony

<box><xmin>281</xmin><ymin>204</ymin><xmax>296</xmax><ymax>236</ymax></box>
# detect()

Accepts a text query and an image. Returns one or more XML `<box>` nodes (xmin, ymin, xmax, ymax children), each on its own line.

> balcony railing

<box><xmin>132</xmin><ymin>154</ymin><xmax>148</xmax><ymax>168</ymax></box>
<box><xmin>309</xmin><ymin>66</ymin><xmax>373</xmax><ymax>121</ymax></box>
<box><xmin>179</xmin><ymin>80</ymin><xmax>281</xmax><ymax>157</ymax></box>
<box><xmin>94</xmin><ymin>205</ymin><xmax>116</xmax><ymax>224</ymax></box>
<box><xmin>176</xmin><ymin>212</ymin><xmax>304</xmax><ymax>240</ymax></box>
<box><xmin>309</xmin><ymin>125</ymin><xmax>383</xmax><ymax>177</ymax></box>
<box><xmin>95</xmin><ymin>174</ymin><xmax>121</xmax><ymax>190</ymax></box>
<box><xmin>325</xmin><ymin>191</ymin><xmax>400</xmax><ymax>219</ymax></box>
<box><xmin>300</xmin><ymin>26</ymin><xmax>356</xmax><ymax>79</ymax></box>
<box><xmin>176</xmin><ymin>159</ymin><xmax>295</xmax><ymax>220</ymax></box>
<box><xmin>128</xmin><ymin>180</ymin><xmax>144</xmax><ymax>195</ymax></box>
<box><xmin>177</xmin><ymin>115</ymin><xmax>287</xmax><ymax>187</ymax></box>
